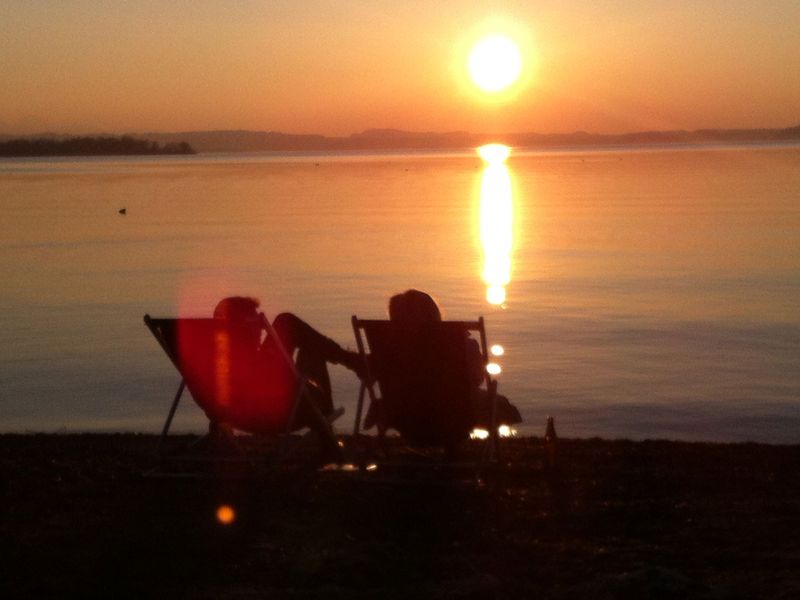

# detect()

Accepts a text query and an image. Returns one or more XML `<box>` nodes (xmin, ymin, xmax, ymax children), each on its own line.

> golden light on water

<box><xmin>470</xmin><ymin>428</ymin><xmax>490</xmax><ymax>440</ymax></box>
<box><xmin>478</xmin><ymin>143</ymin><xmax>511</xmax><ymax>163</ymax></box>
<box><xmin>470</xmin><ymin>426</ymin><xmax>517</xmax><ymax>440</ymax></box>
<box><xmin>498</xmin><ymin>425</ymin><xmax>517</xmax><ymax>438</ymax></box>
<box><xmin>321</xmin><ymin>463</ymin><xmax>378</xmax><ymax>472</ymax></box>
<box><xmin>321</xmin><ymin>463</ymin><xmax>359</xmax><ymax>472</ymax></box>
<box><xmin>478</xmin><ymin>144</ymin><xmax>514</xmax><ymax>306</ymax></box>
<box><xmin>476</xmin><ymin>144</ymin><xmax>515</xmax><ymax>382</ymax></box>
<box><xmin>486</xmin><ymin>285</ymin><xmax>506</xmax><ymax>305</ymax></box>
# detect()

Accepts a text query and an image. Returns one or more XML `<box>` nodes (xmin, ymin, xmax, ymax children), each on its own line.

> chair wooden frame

<box><xmin>144</xmin><ymin>314</ymin><xmax>343</xmax><ymax>463</ymax></box>
<box><xmin>351</xmin><ymin>315</ymin><xmax>501</xmax><ymax>464</ymax></box>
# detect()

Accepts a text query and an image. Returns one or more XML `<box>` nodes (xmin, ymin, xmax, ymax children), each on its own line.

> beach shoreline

<box><xmin>2</xmin><ymin>433</ymin><xmax>798</xmax><ymax>598</ymax></box>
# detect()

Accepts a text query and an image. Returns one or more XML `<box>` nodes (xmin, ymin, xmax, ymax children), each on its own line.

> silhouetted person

<box><xmin>388</xmin><ymin>288</ymin><xmax>443</xmax><ymax>326</ymax></box>
<box><xmin>366</xmin><ymin>289</ymin><xmax>521</xmax><ymax>435</ymax></box>
<box><xmin>213</xmin><ymin>296</ymin><xmax>361</xmax><ymax>430</ymax></box>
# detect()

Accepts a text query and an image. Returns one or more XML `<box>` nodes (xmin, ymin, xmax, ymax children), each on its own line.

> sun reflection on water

<box><xmin>475</xmin><ymin>144</ymin><xmax>515</xmax><ymax>407</ymax></box>
<box><xmin>470</xmin><ymin>425</ymin><xmax>517</xmax><ymax>440</ymax></box>
<box><xmin>477</xmin><ymin>144</ymin><xmax>514</xmax><ymax>307</ymax></box>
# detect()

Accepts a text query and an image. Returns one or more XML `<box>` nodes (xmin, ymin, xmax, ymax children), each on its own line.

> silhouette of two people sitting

<box><xmin>208</xmin><ymin>291</ymin><xmax>520</xmax><ymax>446</ymax></box>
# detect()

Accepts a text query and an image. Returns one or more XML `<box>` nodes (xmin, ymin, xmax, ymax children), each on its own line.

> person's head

<box><xmin>213</xmin><ymin>296</ymin><xmax>263</xmax><ymax>347</ymax></box>
<box><xmin>214</xmin><ymin>296</ymin><xmax>261</xmax><ymax>321</ymax></box>
<box><xmin>388</xmin><ymin>289</ymin><xmax>442</xmax><ymax>325</ymax></box>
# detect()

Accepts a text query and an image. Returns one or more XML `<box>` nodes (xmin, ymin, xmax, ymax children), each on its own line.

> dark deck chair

<box><xmin>144</xmin><ymin>314</ymin><xmax>343</xmax><ymax>465</ymax></box>
<box><xmin>351</xmin><ymin>316</ymin><xmax>501</xmax><ymax>468</ymax></box>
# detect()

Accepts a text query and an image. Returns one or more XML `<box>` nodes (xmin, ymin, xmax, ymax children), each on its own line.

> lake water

<box><xmin>1</xmin><ymin>145</ymin><xmax>798</xmax><ymax>442</ymax></box>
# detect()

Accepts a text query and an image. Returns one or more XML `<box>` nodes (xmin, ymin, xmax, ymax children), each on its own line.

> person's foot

<box><xmin>206</xmin><ymin>421</ymin><xmax>242</xmax><ymax>455</ymax></box>
<box><xmin>363</xmin><ymin>403</ymin><xmax>377</xmax><ymax>429</ymax></box>
<box><xmin>339</xmin><ymin>350</ymin><xmax>370</xmax><ymax>380</ymax></box>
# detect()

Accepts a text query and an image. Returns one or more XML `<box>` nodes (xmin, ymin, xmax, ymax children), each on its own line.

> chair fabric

<box><xmin>352</xmin><ymin>317</ymin><xmax>496</xmax><ymax>447</ymax></box>
<box><xmin>145</xmin><ymin>315</ymin><xmax>310</xmax><ymax>436</ymax></box>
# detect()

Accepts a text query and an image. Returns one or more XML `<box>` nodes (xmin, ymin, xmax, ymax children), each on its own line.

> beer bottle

<box><xmin>544</xmin><ymin>416</ymin><xmax>558</xmax><ymax>470</ymax></box>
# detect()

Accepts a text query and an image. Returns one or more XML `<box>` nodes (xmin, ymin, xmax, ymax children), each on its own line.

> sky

<box><xmin>1</xmin><ymin>0</ymin><xmax>799</xmax><ymax>136</ymax></box>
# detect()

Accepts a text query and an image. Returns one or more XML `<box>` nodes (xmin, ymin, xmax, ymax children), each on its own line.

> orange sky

<box><xmin>1</xmin><ymin>1</ymin><xmax>798</xmax><ymax>136</ymax></box>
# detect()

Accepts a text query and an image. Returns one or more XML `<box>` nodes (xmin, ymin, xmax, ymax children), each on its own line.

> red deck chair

<box><xmin>144</xmin><ymin>314</ymin><xmax>343</xmax><ymax>462</ymax></box>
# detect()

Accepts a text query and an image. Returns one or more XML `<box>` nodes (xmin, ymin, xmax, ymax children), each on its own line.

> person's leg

<box><xmin>271</xmin><ymin>312</ymin><xmax>362</xmax><ymax>369</ymax></box>
<box><xmin>271</xmin><ymin>313</ymin><xmax>352</xmax><ymax>361</ymax></box>
<box><xmin>472</xmin><ymin>388</ymin><xmax>522</xmax><ymax>427</ymax></box>
<box><xmin>271</xmin><ymin>312</ymin><xmax>356</xmax><ymax>416</ymax></box>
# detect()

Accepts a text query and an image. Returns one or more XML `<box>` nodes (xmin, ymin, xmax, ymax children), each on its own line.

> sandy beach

<box><xmin>2</xmin><ymin>433</ymin><xmax>798</xmax><ymax>598</ymax></box>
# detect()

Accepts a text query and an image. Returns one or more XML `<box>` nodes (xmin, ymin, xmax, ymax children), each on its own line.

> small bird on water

<box><xmin>118</xmin><ymin>208</ymin><xmax>126</xmax><ymax>215</ymax></box>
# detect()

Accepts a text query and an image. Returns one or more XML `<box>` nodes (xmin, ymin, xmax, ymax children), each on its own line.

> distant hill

<box><xmin>0</xmin><ymin>135</ymin><xmax>195</xmax><ymax>157</ymax></box>
<box><xmin>2</xmin><ymin>126</ymin><xmax>798</xmax><ymax>154</ymax></box>
<box><xmin>137</xmin><ymin>125</ymin><xmax>800</xmax><ymax>153</ymax></box>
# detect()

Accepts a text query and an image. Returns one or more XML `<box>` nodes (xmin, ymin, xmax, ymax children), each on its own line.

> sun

<box><xmin>468</xmin><ymin>35</ymin><xmax>523</xmax><ymax>93</ymax></box>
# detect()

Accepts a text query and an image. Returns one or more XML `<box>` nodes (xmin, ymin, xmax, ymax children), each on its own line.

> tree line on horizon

<box><xmin>141</xmin><ymin>124</ymin><xmax>800</xmax><ymax>153</ymax></box>
<box><xmin>0</xmin><ymin>136</ymin><xmax>195</xmax><ymax>157</ymax></box>
<box><xmin>2</xmin><ymin>125</ymin><xmax>798</xmax><ymax>155</ymax></box>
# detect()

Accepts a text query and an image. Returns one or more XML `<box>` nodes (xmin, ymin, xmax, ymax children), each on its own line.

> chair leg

<box><xmin>277</xmin><ymin>378</ymin><xmax>343</xmax><ymax>464</ymax></box>
<box><xmin>285</xmin><ymin>378</ymin><xmax>307</xmax><ymax>435</ymax></box>
<box><xmin>299</xmin><ymin>394</ymin><xmax>344</xmax><ymax>463</ymax></box>
<box><xmin>485</xmin><ymin>380</ymin><xmax>499</xmax><ymax>463</ymax></box>
<box><xmin>158</xmin><ymin>380</ymin><xmax>185</xmax><ymax>455</ymax></box>
<box><xmin>354</xmin><ymin>383</ymin><xmax>366</xmax><ymax>437</ymax></box>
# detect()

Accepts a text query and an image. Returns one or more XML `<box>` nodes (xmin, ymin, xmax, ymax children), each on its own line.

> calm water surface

<box><xmin>1</xmin><ymin>146</ymin><xmax>798</xmax><ymax>442</ymax></box>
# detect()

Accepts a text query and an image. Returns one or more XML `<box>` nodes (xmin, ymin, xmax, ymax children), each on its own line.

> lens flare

<box><xmin>214</xmin><ymin>329</ymin><xmax>232</xmax><ymax>408</ymax></box>
<box><xmin>216</xmin><ymin>504</ymin><xmax>236</xmax><ymax>525</ymax></box>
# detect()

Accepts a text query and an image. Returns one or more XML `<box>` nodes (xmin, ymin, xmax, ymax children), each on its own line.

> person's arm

<box><xmin>465</xmin><ymin>336</ymin><xmax>484</xmax><ymax>387</ymax></box>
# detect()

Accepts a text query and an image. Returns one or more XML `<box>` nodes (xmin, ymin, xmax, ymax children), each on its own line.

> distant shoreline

<box><xmin>0</xmin><ymin>135</ymin><xmax>196</xmax><ymax>157</ymax></box>
<box><xmin>146</xmin><ymin>124</ymin><xmax>800</xmax><ymax>154</ymax></box>
<box><xmin>2</xmin><ymin>139</ymin><xmax>799</xmax><ymax>161</ymax></box>
<box><xmin>1</xmin><ymin>125</ymin><xmax>799</xmax><ymax>155</ymax></box>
